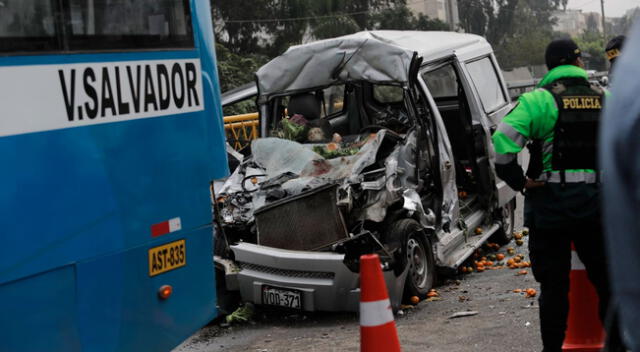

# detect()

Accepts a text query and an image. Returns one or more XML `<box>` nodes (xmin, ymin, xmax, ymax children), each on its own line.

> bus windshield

<box><xmin>0</xmin><ymin>0</ymin><xmax>193</xmax><ymax>53</ymax></box>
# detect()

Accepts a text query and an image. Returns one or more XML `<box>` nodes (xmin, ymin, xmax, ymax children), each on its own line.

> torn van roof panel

<box><xmin>256</xmin><ymin>31</ymin><xmax>488</xmax><ymax>100</ymax></box>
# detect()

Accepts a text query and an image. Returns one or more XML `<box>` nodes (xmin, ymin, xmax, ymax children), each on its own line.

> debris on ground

<box><xmin>448</xmin><ymin>311</ymin><xmax>479</xmax><ymax>319</ymax></box>
<box><xmin>225</xmin><ymin>303</ymin><xmax>255</xmax><ymax>324</ymax></box>
<box><xmin>511</xmin><ymin>288</ymin><xmax>538</xmax><ymax>298</ymax></box>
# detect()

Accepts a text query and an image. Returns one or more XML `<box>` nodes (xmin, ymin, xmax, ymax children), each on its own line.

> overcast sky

<box><xmin>566</xmin><ymin>0</ymin><xmax>640</xmax><ymax>17</ymax></box>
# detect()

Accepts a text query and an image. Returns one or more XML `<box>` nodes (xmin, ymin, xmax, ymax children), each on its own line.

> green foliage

<box><xmin>215</xmin><ymin>43</ymin><xmax>268</xmax><ymax>93</ymax></box>
<box><xmin>216</xmin><ymin>43</ymin><xmax>267</xmax><ymax>115</ymax></box>
<box><xmin>574</xmin><ymin>28</ymin><xmax>607</xmax><ymax>71</ymax></box>
<box><xmin>370</xmin><ymin>5</ymin><xmax>450</xmax><ymax>31</ymax></box>
<box><xmin>459</xmin><ymin>0</ymin><xmax>562</xmax><ymax>70</ymax></box>
<box><xmin>214</xmin><ymin>0</ymin><xmax>450</xmax><ymax>95</ymax></box>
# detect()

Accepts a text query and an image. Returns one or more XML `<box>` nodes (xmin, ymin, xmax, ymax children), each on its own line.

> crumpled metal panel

<box><xmin>256</xmin><ymin>32</ymin><xmax>416</xmax><ymax>102</ymax></box>
<box><xmin>219</xmin><ymin>129</ymin><xmax>437</xmax><ymax>229</ymax></box>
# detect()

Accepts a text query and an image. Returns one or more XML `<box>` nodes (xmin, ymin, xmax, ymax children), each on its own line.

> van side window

<box><xmin>466</xmin><ymin>57</ymin><xmax>507</xmax><ymax>113</ymax></box>
<box><xmin>423</xmin><ymin>65</ymin><xmax>458</xmax><ymax>99</ymax></box>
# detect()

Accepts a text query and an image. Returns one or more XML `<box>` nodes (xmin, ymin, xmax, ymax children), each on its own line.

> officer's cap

<box><xmin>545</xmin><ymin>39</ymin><xmax>582</xmax><ymax>70</ymax></box>
<box><xmin>605</xmin><ymin>35</ymin><xmax>625</xmax><ymax>63</ymax></box>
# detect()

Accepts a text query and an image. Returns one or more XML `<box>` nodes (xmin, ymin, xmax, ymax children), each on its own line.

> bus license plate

<box><xmin>262</xmin><ymin>285</ymin><xmax>302</xmax><ymax>309</ymax></box>
<box><xmin>148</xmin><ymin>239</ymin><xmax>186</xmax><ymax>277</ymax></box>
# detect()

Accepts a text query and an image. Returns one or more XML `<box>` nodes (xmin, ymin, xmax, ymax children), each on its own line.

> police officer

<box><xmin>605</xmin><ymin>35</ymin><xmax>625</xmax><ymax>68</ymax></box>
<box><xmin>492</xmin><ymin>39</ymin><xmax>610</xmax><ymax>351</ymax></box>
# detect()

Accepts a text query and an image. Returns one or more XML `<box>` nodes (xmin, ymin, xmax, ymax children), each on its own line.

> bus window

<box><xmin>0</xmin><ymin>0</ymin><xmax>192</xmax><ymax>54</ymax></box>
<box><xmin>0</xmin><ymin>0</ymin><xmax>58</xmax><ymax>52</ymax></box>
<box><xmin>67</xmin><ymin>0</ymin><xmax>193</xmax><ymax>50</ymax></box>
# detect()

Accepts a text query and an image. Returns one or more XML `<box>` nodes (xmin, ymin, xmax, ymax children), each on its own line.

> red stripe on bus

<box><xmin>151</xmin><ymin>221</ymin><xmax>170</xmax><ymax>237</ymax></box>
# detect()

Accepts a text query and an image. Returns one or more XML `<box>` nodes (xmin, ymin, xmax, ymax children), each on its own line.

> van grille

<box><xmin>239</xmin><ymin>262</ymin><xmax>335</xmax><ymax>280</ymax></box>
<box><xmin>254</xmin><ymin>184</ymin><xmax>348</xmax><ymax>251</ymax></box>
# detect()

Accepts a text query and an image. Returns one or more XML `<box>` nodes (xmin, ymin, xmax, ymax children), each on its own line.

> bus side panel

<box><xmin>0</xmin><ymin>54</ymin><xmax>227</xmax><ymax>350</ymax></box>
<box><xmin>75</xmin><ymin>227</ymin><xmax>215</xmax><ymax>351</ymax></box>
<box><xmin>0</xmin><ymin>265</ymin><xmax>81</xmax><ymax>352</ymax></box>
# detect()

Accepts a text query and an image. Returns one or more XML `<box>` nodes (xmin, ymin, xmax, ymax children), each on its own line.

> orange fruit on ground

<box><xmin>427</xmin><ymin>290</ymin><xmax>438</xmax><ymax>298</ymax></box>
<box><xmin>485</xmin><ymin>261</ymin><xmax>494</xmax><ymax>266</ymax></box>
<box><xmin>410</xmin><ymin>296</ymin><xmax>420</xmax><ymax>304</ymax></box>
<box><xmin>514</xmin><ymin>233</ymin><xmax>523</xmax><ymax>240</ymax></box>
<box><xmin>508</xmin><ymin>264</ymin><xmax>517</xmax><ymax>269</ymax></box>
<box><xmin>514</xmin><ymin>256</ymin><xmax>522</xmax><ymax>263</ymax></box>
<box><xmin>513</xmin><ymin>289</ymin><xmax>523</xmax><ymax>293</ymax></box>
<box><xmin>467</xmin><ymin>266</ymin><xmax>474</xmax><ymax>273</ymax></box>
<box><xmin>476</xmin><ymin>265</ymin><xmax>485</xmax><ymax>272</ymax></box>
<box><xmin>506</xmin><ymin>259</ymin><xmax>515</xmax><ymax>266</ymax></box>
<box><xmin>518</xmin><ymin>269</ymin><xmax>528</xmax><ymax>275</ymax></box>
<box><xmin>526</xmin><ymin>288</ymin><xmax>537</xmax><ymax>297</ymax></box>
<box><xmin>496</xmin><ymin>253</ymin><xmax>505</xmax><ymax>261</ymax></box>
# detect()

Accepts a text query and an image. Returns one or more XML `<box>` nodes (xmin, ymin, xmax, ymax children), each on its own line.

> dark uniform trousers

<box><xmin>528</xmin><ymin>219</ymin><xmax>610</xmax><ymax>352</ymax></box>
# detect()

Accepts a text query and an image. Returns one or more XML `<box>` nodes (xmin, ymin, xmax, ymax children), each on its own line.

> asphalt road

<box><xmin>175</xmin><ymin>195</ymin><xmax>543</xmax><ymax>352</ymax></box>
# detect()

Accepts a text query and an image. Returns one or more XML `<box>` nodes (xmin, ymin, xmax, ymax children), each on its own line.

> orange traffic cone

<box><xmin>360</xmin><ymin>254</ymin><xmax>401</xmax><ymax>352</ymax></box>
<box><xmin>562</xmin><ymin>243</ymin><xmax>604</xmax><ymax>351</ymax></box>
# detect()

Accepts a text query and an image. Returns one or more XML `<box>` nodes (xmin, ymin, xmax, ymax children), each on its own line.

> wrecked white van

<box><xmin>215</xmin><ymin>31</ymin><xmax>517</xmax><ymax>312</ymax></box>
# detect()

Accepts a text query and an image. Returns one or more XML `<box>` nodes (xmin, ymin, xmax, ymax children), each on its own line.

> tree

<box><xmin>458</xmin><ymin>0</ymin><xmax>563</xmax><ymax>70</ymax></box>
<box><xmin>586</xmin><ymin>13</ymin><xmax>600</xmax><ymax>34</ymax></box>
<box><xmin>369</xmin><ymin>4</ymin><xmax>449</xmax><ymax>31</ymax></box>
<box><xmin>212</xmin><ymin>0</ymin><xmax>398</xmax><ymax>56</ymax></box>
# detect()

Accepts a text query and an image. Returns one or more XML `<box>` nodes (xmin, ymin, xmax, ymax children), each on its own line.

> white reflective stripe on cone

<box><xmin>571</xmin><ymin>250</ymin><xmax>586</xmax><ymax>270</ymax></box>
<box><xmin>360</xmin><ymin>299</ymin><xmax>394</xmax><ymax>327</ymax></box>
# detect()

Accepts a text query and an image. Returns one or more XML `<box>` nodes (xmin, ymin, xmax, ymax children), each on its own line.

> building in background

<box><xmin>553</xmin><ymin>9</ymin><xmax>602</xmax><ymax>36</ymax></box>
<box><xmin>408</xmin><ymin>0</ymin><xmax>459</xmax><ymax>30</ymax></box>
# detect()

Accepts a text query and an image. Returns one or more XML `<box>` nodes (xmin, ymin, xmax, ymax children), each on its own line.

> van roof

<box><xmin>256</xmin><ymin>30</ymin><xmax>489</xmax><ymax>100</ymax></box>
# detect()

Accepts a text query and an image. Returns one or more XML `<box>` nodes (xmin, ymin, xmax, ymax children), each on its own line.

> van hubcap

<box><xmin>406</xmin><ymin>236</ymin><xmax>428</xmax><ymax>289</ymax></box>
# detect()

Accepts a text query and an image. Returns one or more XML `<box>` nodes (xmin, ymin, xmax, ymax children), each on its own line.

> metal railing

<box><xmin>223</xmin><ymin>112</ymin><xmax>259</xmax><ymax>151</ymax></box>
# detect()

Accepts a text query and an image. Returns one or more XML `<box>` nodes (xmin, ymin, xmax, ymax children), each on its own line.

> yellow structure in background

<box><xmin>224</xmin><ymin>112</ymin><xmax>259</xmax><ymax>150</ymax></box>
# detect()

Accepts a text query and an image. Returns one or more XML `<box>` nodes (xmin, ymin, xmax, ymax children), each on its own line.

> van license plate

<box><xmin>262</xmin><ymin>285</ymin><xmax>302</xmax><ymax>309</ymax></box>
<box><xmin>148</xmin><ymin>239</ymin><xmax>186</xmax><ymax>276</ymax></box>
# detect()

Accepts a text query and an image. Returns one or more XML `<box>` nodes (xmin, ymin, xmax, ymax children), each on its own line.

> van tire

<box><xmin>490</xmin><ymin>200</ymin><xmax>515</xmax><ymax>245</ymax></box>
<box><xmin>388</xmin><ymin>219</ymin><xmax>435</xmax><ymax>300</ymax></box>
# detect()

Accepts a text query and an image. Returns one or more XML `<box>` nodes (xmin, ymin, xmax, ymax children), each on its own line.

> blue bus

<box><xmin>0</xmin><ymin>1</ymin><xmax>228</xmax><ymax>351</ymax></box>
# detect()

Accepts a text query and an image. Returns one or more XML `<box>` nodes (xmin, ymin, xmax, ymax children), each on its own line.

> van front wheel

<box><xmin>389</xmin><ymin>219</ymin><xmax>435</xmax><ymax>300</ymax></box>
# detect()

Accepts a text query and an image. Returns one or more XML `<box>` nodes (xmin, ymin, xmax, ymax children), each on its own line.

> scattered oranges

<box><xmin>514</xmin><ymin>232</ymin><xmax>523</xmax><ymax>240</ymax></box>
<box><xmin>517</xmin><ymin>269</ymin><xmax>528</xmax><ymax>275</ymax></box>
<box><xmin>475</xmin><ymin>227</ymin><xmax>483</xmax><ymax>235</ymax></box>
<box><xmin>513</xmin><ymin>288</ymin><xmax>523</xmax><ymax>293</ymax></box>
<box><xmin>496</xmin><ymin>253</ymin><xmax>505</xmax><ymax>261</ymax></box>
<box><xmin>410</xmin><ymin>296</ymin><xmax>420</xmax><ymax>304</ymax></box>
<box><xmin>526</xmin><ymin>288</ymin><xmax>537</xmax><ymax>298</ymax></box>
<box><xmin>427</xmin><ymin>289</ymin><xmax>439</xmax><ymax>298</ymax></box>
